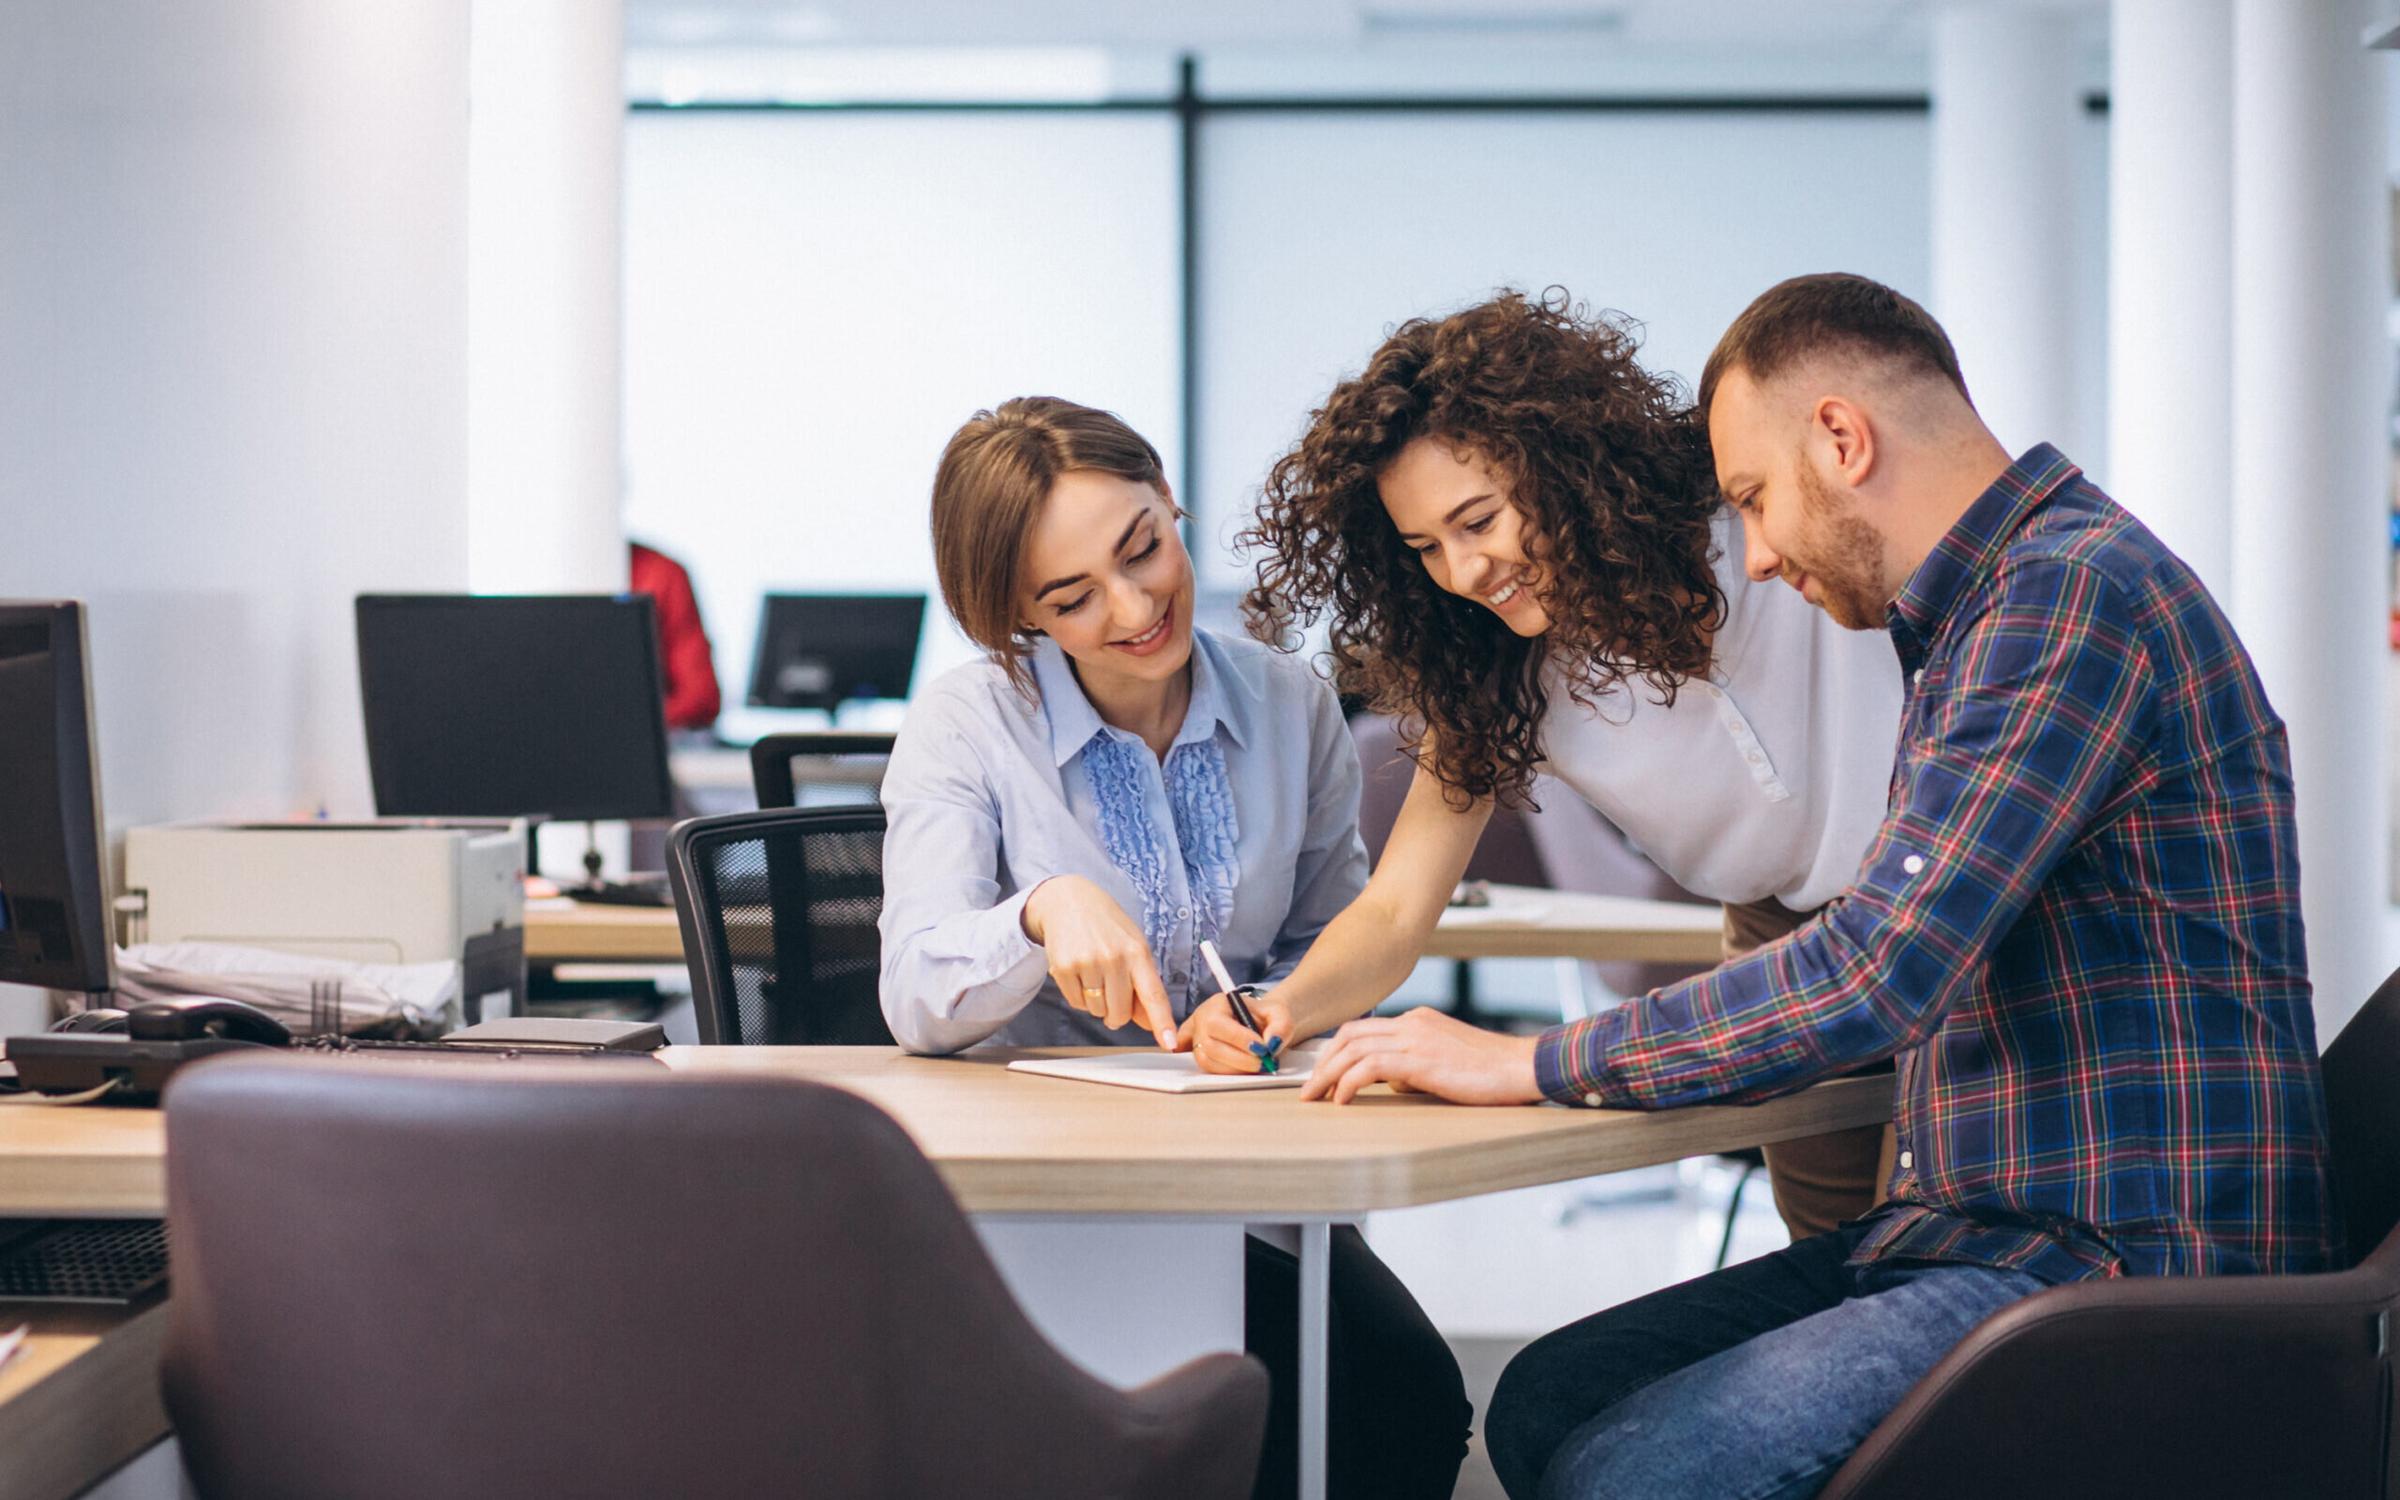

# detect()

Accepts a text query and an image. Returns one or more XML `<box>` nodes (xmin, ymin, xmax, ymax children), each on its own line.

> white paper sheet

<box><xmin>1007</xmin><ymin>1043</ymin><xmax>1322</xmax><ymax>1094</ymax></box>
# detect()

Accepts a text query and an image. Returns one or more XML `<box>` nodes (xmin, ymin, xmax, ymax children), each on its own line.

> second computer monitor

<box><xmin>356</xmin><ymin>594</ymin><xmax>676</xmax><ymax>823</ymax></box>
<box><xmin>0</xmin><ymin>600</ymin><xmax>117</xmax><ymax>999</ymax></box>
<box><xmin>746</xmin><ymin>594</ymin><xmax>925</xmax><ymax>713</ymax></box>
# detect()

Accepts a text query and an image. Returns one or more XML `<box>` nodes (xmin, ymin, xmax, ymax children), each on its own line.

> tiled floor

<box><xmin>1447</xmin><ymin>1336</ymin><xmax>1523</xmax><ymax>1500</ymax></box>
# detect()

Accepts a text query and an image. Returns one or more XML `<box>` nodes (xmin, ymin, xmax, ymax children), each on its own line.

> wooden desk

<box><xmin>522</xmin><ymin>883</ymin><xmax>1725</xmax><ymax>968</ymax></box>
<box><xmin>0</xmin><ymin>1304</ymin><xmax>168</xmax><ymax>1500</ymax></box>
<box><xmin>523</xmin><ymin>896</ymin><xmax>683</xmax><ymax>964</ymax></box>
<box><xmin>1421</xmin><ymin>887</ymin><xmax>1721</xmax><ymax>966</ymax></box>
<box><xmin>0</xmin><ymin>1051</ymin><xmax>1888</xmax><ymax>1500</ymax></box>
<box><xmin>0</xmin><ymin>1049</ymin><xmax>1887</xmax><ymax>1225</ymax></box>
<box><xmin>656</xmin><ymin>1046</ymin><xmax>1877</xmax><ymax>1214</ymax></box>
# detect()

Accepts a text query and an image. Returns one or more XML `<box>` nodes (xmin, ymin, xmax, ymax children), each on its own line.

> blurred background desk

<box><xmin>524</xmin><ymin>897</ymin><xmax>686</xmax><ymax>964</ymax></box>
<box><xmin>521</xmin><ymin>883</ymin><xmax>1725</xmax><ymax>969</ymax></box>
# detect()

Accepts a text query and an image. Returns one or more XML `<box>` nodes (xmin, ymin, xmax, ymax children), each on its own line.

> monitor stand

<box><xmin>578</xmin><ymin>821</ymin><xmax>605</xmax><ymax>887</ymax></box>
<box><xmin>532</xmin><ymin>820</ymin><xmax>670</xmax><ymax>906</ymax></box>
<box><xmin>524</xmin><ymin>817</ymin><xmax>614</xmax><ymax>894</ymax></box>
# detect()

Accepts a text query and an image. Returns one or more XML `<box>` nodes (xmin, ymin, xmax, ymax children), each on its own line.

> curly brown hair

<box><xmin>1241</xmin><ymin>289</ymin><xmax>1722</xmax><ymax>807</ymax></box>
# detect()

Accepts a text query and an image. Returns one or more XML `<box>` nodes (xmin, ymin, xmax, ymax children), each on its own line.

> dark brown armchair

<box><xmin>1820</xmin><ymin>967</ymin><xmax>2400</xmax><ymax>1499</ymax></box>
<box><xmin>160</xmin><ymin>1055</ymin><xmax>1268</xmax><ymax>1499</ymax></box>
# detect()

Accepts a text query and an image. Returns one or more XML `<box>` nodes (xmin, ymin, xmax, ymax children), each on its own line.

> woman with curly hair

<box><xmin>1186</xmin><ymin>289</ymin><xmax>1905</xmax><ymax>1244</ymax></box>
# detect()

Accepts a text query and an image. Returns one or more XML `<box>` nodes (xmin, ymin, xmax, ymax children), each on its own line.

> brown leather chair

<box><xmin>1819</xmin><ymin>967</ymin><xmax>2400</xmax><ymax>1499</ymax></box>
<box><xmin>159</xmin><ymin>1055</ymin><xmax>1268</xmax><ymax>1499</ymax></box>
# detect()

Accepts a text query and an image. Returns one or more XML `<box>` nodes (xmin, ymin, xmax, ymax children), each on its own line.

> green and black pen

<box><xmin>1199</xmin><ymin>939</ymin><xmax>1281</xmax><ymax>1074</ymax></box>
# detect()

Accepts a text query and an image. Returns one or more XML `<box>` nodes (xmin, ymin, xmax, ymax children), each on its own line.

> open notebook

<box><xmin>1007</xmin><ymin>1042</ymin><xmax>1322</xmax><ymax>1094</ymax></box>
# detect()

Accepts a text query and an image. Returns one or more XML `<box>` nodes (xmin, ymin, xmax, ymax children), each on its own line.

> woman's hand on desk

<box><xmin>1179</xmin><ymin>990</ymin><xmax>1294</xmax><ymax>1074</ymax></box>
<box><xmin>1020</xmin><ymin>876</ymin><xmax>1177</xmax><ymax>1049</ymax></box>
<box><xmin>1299</xmin><ymin>1008</ymin><xmax>1543</xmax><ymax>1106</ymax></box>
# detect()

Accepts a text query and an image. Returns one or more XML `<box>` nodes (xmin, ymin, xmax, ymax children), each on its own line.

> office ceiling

<box><xmin>621</xmin><ymin>0</ymin><xmax>2105</xmax><ymax>53</ymax></box>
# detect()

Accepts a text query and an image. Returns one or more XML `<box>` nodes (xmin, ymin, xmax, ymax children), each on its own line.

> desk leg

<box><xmin>1298</xmin><ymin>1221</ymin><xmax>1330</xmax><ymax>1500</ymax></box>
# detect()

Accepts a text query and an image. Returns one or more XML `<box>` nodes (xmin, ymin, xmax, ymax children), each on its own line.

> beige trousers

<box><xmin>1721</xmin><ymin>894</ymin><xmax>1899</xmax><ymax>1242</ymax></box>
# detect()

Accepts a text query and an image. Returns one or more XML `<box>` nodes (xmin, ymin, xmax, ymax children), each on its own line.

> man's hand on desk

<box><xmin>1298</xmin><ymin>1008</ymin><xmax>1543</xmax><ymax>1106</ymax></box>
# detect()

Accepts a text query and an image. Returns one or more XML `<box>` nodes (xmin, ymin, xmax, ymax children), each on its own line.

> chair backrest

<box><xmin>160</xmin><ymin>1055</ymin><xmax>1267</xmax><ymax>1500</ymax></box>
<box><xmin>1348</xmin><ymin>711</ymin><xmax>1545</xmax><ymax>881</ymax></box>
<box><xmin>2321</xmin><ymin>964</ymin><xmax>2400</xmax><ymax>1268</ymax></box>
<box><xmin>667</xmin><ymin>804</ymin><xmax>892</xmax><ymax>1045</ymax></box>
<box><xmin>747</xmin><ymin>730</ymin><xmax>895</xmax><ymax>809</ymax></box>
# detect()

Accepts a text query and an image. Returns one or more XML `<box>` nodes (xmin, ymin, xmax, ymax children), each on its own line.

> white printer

<box><xmin>121</xmin><ymin>819</ymin><xmax>527</xmax><ymax>1023</ymax></box>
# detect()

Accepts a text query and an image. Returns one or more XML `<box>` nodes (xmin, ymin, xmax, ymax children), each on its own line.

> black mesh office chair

<box><xmin>747</xmin><ymin>731</ymin><xmax>896</xmax><ymax>809</ymax></box>
<box><xmin>666</xmin><ymin>805</ymin><xmax>893</xmax><ymax>1045</ymax></box>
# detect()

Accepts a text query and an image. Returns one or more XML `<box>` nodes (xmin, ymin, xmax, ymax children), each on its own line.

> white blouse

<box><xmin>1537</xmin><ymin>508</ymin><xmax>1905</xmax><ymax>912</ymax></box>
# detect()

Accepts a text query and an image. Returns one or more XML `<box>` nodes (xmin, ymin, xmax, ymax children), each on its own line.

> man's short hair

<box><xmin>1698</xmin><ymin>273</ymin><xmax>1970</xmax><ymax>414</ymax></box>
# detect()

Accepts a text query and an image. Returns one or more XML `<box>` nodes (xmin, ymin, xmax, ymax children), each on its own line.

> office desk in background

<box><xmin>0</xmin><ymin>1048</ymin><xmax>1888</xmax><ymax>1500</ymax></box>
<box><xmin>524</xmin><ymin>882</ymin><xmax>1727</xmax><ymax>968</ymax></box>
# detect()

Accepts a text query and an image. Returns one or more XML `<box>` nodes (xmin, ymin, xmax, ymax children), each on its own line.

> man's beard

<box><xmin>1791</xmin><ymin>460</ymin><xmax>1888</xmax><ymax>631</ymax></box>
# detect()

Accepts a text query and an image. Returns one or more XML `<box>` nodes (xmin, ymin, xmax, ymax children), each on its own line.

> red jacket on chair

<box><xmin>629</xmin><ymin>541</ymin><xmax>722</xmax><ymax>731</ymax></box>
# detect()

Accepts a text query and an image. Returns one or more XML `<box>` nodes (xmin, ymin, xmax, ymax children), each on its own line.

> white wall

<box><xmin>1195</xmin><ymin>107</ymin><xmax>2109</xmax><ymax>591</ymax></box>
<box><xmin>0</xmin><ymin>0</ymin><xmax>475</xmax><ymax>1021</ymax></box>
<box><xmin>620</xmin><ymin>111</ymin><xmax>1181</xmax><ymax>735</ymax></box>
<box><xmin>626</xmin><ymin>102</ymin><xmax>2112</xmax><ymax>635</ymax></box>
<box><xmin>0</xmin><ymin>0</ymin><xmax>474</xmax><ymax>825</ymax></box>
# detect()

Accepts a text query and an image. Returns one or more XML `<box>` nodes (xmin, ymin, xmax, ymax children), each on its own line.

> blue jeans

<box><xmin>1486</xmin><ymin>1223</ymin><xmax>2047</xmax><ymax>1500</ymax></box>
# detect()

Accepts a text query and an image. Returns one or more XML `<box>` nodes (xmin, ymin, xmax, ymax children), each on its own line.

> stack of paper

<box><xmin>113</xmin><ymin>942</ymin><xmax>457</xmax><ymax>1037</ymax></box>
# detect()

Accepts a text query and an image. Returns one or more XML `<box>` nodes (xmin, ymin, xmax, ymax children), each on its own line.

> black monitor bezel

<box><xmin>0</xmin><ymin>599</ymin><xmax>116</xmax><ymax>996</ymax></box>
<box><xmin>355</xmin><ymin>593</ymin><xmax>676</xmax><ymax>824</ymax></box>
<box><xmin>744</xmin><ymin>592</ymin><xmax>927</xmax><ymax>711</ymax></box>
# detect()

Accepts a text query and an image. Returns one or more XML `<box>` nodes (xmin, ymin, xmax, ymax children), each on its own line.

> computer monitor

<box><xmin>745</xmin><ymin>593</ymin><xmax>925</xmax><ymax>712</ymax></box>
<box><xmin>356</xmin><ymin>595</ymin><xmax>675</xmax><ymax>825</ymax></box>
<box><xmin>0</xmin><ymin>601</ymin><xmax>117</xmax><ymax>1000</ymax></box>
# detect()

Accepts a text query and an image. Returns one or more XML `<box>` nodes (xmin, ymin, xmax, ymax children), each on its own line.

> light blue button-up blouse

<box><xmin>877</xmin><ymin>627</ymin><xmax>1368</xmax><ymax>1054</ymax></box>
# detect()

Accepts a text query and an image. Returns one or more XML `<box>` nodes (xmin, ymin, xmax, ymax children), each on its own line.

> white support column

<box><xmin>2230</xmin><ymin>0</ymin><xmax>2393</xmax><ymax>1035</ymax></box>
<box><xmin>466</xmin><ymin>0</ymin><xmax>628</xmax><ymax>594</ymax></box>
<box><xmin>1929</xmin><ymin>4</ymin><xmax>2086</xmax><ymax>459</ymax></box>
<box><xmin>2107</xmin><ymin>0</ymin><xmax>2236</xmax><ymax>602</ymax></box>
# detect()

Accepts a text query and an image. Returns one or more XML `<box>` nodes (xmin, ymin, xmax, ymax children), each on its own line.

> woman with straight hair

<box><xmin>1187</xmin><ymin>290</ymin><xmax>1905</xmax><ymax>1246</ymax></box>
<box><xmin>877</xmin><ymin>395</ymin><xmax>1469</xmax><ymax>1500</ymax></box>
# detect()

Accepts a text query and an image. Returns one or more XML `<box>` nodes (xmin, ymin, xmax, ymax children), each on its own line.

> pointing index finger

<box><xmin>1131</xmin><ymin>956</ymin><xmax>1176</xmax><ymax>1050</ymax></box>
